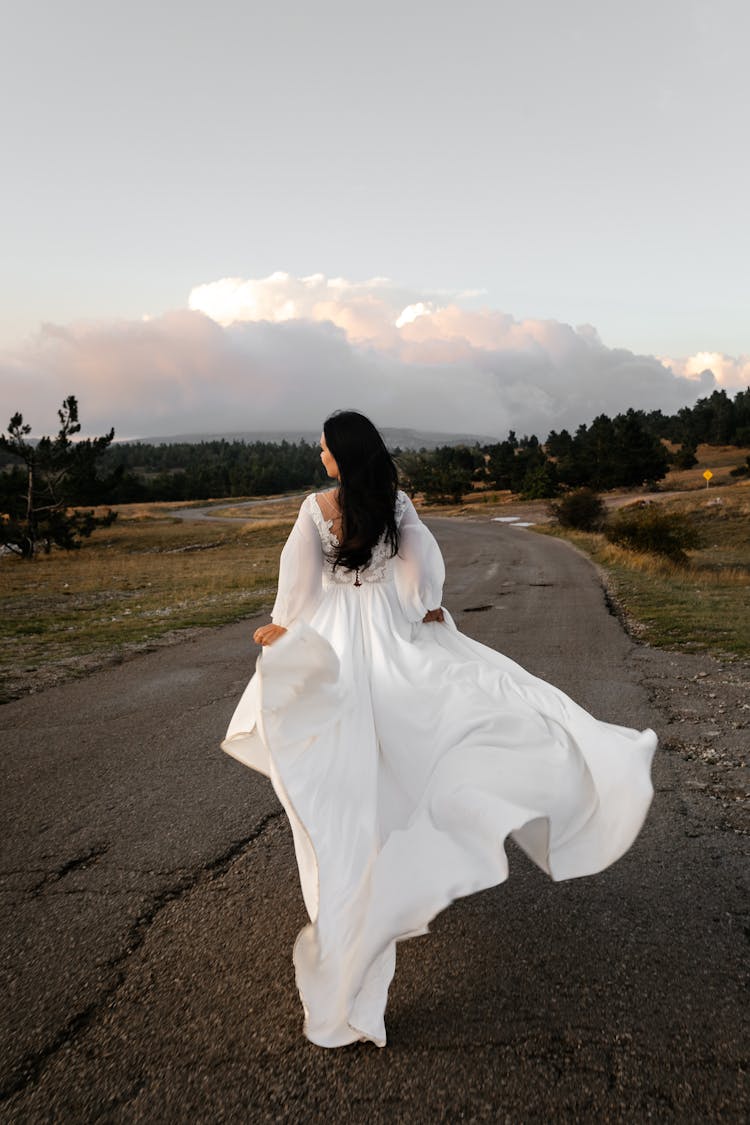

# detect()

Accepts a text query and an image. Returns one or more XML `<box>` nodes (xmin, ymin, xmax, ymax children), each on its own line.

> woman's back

<box><xmin>307</xmin><ymin>490</ymin><xmax>411</xmax><ymax>588</ymax></box>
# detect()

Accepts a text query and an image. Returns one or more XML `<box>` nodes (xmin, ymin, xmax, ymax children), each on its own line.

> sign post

<box><xmin>703</xmin><ymin>469</ymin><xmax>713</xmax><ymax>489</ymax></box>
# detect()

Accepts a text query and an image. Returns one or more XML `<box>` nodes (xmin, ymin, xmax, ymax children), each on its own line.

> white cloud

<box><xmin>0</xmin><ymin>273</ymin><xmax>727</xmax><ymax>441</ymax></box>
<box><xmin>395</xmin><ymin>302</ymin><xmax>434</xmax><ymax>328</ymax></box>
<box><xmin>661</xmin><ymin>351</ymin><xmax>750</xmax><ymax>391</ymax></box>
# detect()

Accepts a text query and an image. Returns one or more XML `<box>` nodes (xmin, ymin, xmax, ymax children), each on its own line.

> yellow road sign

<box><xmin>703</xmin><ymin>470</ymin><xmax>713</xmax><ymax>480</ymax></box>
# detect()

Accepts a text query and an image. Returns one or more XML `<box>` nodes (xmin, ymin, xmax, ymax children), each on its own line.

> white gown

<box><xmin>221</xmin><ymin>491</ymin><xmax>656</xmax><ymax>1048</ymax></box>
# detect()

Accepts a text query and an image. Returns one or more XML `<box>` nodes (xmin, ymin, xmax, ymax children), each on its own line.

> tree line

<box><xmin>398</xmin><ymin>409</ymin><xmax>670</xmax><ymax>503</ymax></box>
<box><xmin>642</xmin><ymin>386</ymin><xmax>750</xmax><ymax>447</ymax></box>
<box><xmin>1</xmin><ymin>386</ymin><xmax>748</xmax><ymax>555</ymax></box>
<box><xmin>0</xmin><ymin>430</ymin><xmax>328</xmax><ymax>511</ymax></box>
<box><xmin>399</xmin><ymin>388</ymin><xmax>749</xmax><ymax>502</ymax></box>
<box><xmin>97</xmin><ymin>437</ymin><xmax>326</xmax><ymax>503</ymax></box>
<box><xmin>0</xmin><ymin>398</ymin><xmax>328</xmax><ymax>556</ymax></box>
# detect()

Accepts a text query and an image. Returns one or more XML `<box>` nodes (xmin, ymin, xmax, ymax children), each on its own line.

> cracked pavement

<box><xmin>1</xmin><ymin>520</ymin><xmax>747</xmax><ymax>1122</ymax></box>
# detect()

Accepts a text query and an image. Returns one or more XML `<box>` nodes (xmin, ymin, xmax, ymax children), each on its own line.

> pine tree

<box><xmin>0</xmin><ymin>396</ymin><xmax>117</xmax><ymax>558</ymax></box>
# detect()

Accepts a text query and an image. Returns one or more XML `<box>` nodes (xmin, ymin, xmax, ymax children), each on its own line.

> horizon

<box><xmin>6</xmin><ymin>383</ymin><xmax>748</xmax><ymax>450</ymax></box>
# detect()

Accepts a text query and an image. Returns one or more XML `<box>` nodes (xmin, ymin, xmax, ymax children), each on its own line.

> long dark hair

<box><xmin>323</xmin><ymin>410</ymin><xmax>400</xmax><ymax>572</ymax></box>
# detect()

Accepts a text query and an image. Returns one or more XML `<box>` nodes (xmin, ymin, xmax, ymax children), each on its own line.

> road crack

<box><xmin>0</xmin><ymin>809</ymin><xmax>284</xmax><ymax>1105</ymax></box>
<box><xmin>29</xmin><ymin>843</ymin><xmax>109</xmax><ymax>896</ymax></box>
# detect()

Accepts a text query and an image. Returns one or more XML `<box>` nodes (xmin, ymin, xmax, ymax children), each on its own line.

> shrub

<box><xmin>549</xmin><ymin>488</ymin><xmax>606</xmax><ymax>531</ymax></box>
<box><xmin>671</xmin><ymin>442</ymin><xmax>698</xmax><ymax>470</ymax></box>
<box><xmin>604</xmin><ymin>503</ymin><xmax>702</xmax><ymax>564</ymax></box>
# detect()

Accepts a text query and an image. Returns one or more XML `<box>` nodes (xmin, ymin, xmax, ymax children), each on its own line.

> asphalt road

<box><xmin>166</xmin><ymin>493</ymin><xmax>307</xmax><ymax>522</ymax></box>
<box><xmin>1</xmin><ymin>520</ymin><xmax>746</xmax><ymax>1122</ymax></box>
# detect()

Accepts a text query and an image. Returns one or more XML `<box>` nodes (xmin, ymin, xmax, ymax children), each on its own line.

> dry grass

<box><xmin>0</xmin><ymin>503</ymin><xmax>294</xmax><ymax>702</ymax></box>
<box><xmin>417</xmin><ymin>489</ymin><xmax>517</xmax><ymax>519</ymax></box>
<box><xmin>539</xmin><ymin>481</ymin><xmax>750</xmax><ymax>659</ymax></box>
<box><xmin>207</xmin><ymin>497</ymin><xmax>306</xmax><ymax>521</ymax></box>
<box><xmin>661</xmin><ymin>442</ymin><xmax>750</xmax><ymax>490</ymax></box>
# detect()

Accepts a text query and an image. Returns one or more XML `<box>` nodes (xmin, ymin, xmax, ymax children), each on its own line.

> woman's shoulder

<box><xmin>301</xmin><ymin>488</ymin><xmax>335</xmax><ymax>506</ymax></box>
<box><xmin>310</xmin><ymin>488</ymin><xmax>339</xmax><ymax>516</ymax></box>
<box><xmin>302</xmin><ymin>491</ymin><xmax>339</xmax><ymax>539</ymax></box>
<box><xmin>395</xmin><ymin>489</ymin><xmax>412</xmax><ymax>520</ymax></box>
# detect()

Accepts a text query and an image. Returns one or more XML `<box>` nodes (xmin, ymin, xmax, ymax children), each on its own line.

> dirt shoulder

<box><xmin>626</xmin><ymin>638</ymin><xmax>749</xmax><ymax>836</ymax></box>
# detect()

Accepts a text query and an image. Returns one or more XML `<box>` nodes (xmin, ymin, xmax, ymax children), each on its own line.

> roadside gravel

<box><xmin>630</xmin><ymin>643</ymin><xmax>748</xmax><ymax>836</ymax></box>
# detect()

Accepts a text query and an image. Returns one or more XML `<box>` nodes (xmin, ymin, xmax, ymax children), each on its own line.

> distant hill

<box><xmin>123</xmin><ymin>427</ymin><xmax>498</xmax><ymax>450</ymax></box>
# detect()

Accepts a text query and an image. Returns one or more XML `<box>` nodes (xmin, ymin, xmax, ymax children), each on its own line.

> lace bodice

<box><xmin>270</xmin><ymin>489</ymin><xmax>444</xmax><ymax>626</ymax></box>
<box><xmin>306</xmin><ymin>491</ymin><xmax>409</xmax><ymax>586</ymax></box>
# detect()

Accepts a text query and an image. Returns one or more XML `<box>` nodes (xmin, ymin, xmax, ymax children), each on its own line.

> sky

<box><xmin>1</xmin><ymin>0</ymin><xmax>748</xmax><ymax>440</ymax></box>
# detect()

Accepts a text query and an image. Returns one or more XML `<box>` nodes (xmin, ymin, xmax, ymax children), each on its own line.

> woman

<box><xmin>222</xmin><ymin>410</ymin><xmax>656</xmax><ymax>1049</ymax></box>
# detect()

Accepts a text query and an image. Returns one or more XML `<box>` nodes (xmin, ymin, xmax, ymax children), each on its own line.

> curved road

<box><xmin>167</xmin><ymin>493</ymin><xmax>307</xmax><ymax>523</ymax></box>
<box><xmin>166</xmin><ymin>488</ymin><xmax>689</xmax><ymax>525</ymax></box>
<box><xmin>0</xmin><ymin>521</ymin><xmax>745</xmax><ymax>1121</ymax></box>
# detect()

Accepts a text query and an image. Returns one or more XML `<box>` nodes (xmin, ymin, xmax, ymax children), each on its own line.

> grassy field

<box><xmin>538</xmin><ymin>481</ymin><xmax>750</xmax><ymax>660</ymax></box>
<box><xmin>0</xmin><ymin>501</ymin><xmax>299</xmax><ymax>702</ymax></box>
<box><xmin>3</xmin><ymin>444</ymin><xmax>749</xmax><ymax>702</ymax></box>
<box><xmin>659</xmin><ymin>442</ymin><xmax>749</xmax><ymax>490</ymax></box>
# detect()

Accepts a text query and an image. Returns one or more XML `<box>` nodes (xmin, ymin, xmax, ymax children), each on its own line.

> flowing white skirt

<box><xmin>222</xmin><ymin>580</ymin><xmax>656</xmax><ymax>1048</ymax></box>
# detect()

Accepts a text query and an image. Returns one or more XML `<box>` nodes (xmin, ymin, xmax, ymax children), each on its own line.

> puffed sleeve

<box><xmin>392</xmin><ymin>493</ymin><xmax>446</xmax><ymax>623</ymax></box>
<box><xmin>270</xmin><ymin>497</ymin><xmax>324</xmax><ymax>627</ymax></box>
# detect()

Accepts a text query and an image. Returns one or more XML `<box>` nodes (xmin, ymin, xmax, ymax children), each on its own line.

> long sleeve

<box><xmin>393</xmin><ymin>493</ymin><xmax>445</xmax><ymax>623</ymax></box>
<box><xmin>270</xmin><ymin>497</ymin><xmax>324</xmax><ymax>627</ymax></box>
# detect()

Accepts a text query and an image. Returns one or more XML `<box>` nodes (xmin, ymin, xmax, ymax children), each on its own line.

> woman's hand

<box><xmin>253</xmin><ymin>623</ymin><xmax>288</xmax><ymax>646</ymax></box>
<box><xmin>422</xmin><ymin>608</ymin><xmax>444</xmax><ymax>623</ymax></box>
